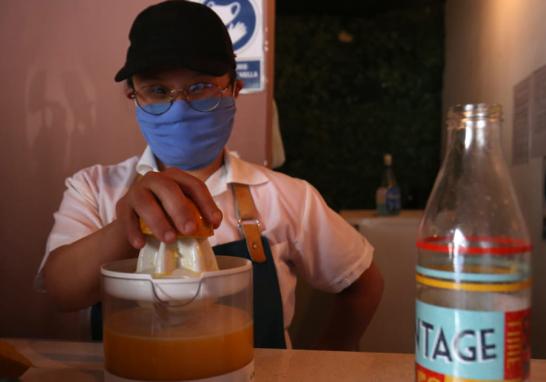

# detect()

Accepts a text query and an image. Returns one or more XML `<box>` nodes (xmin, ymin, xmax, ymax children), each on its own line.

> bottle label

<box><xmin>376</xmin><ymin>187</ymin><xmax>387</xmax><ymax>214</ymax></box>
<box><xmin>415</xmin><ymin>300</ymin><xmax>530</xmax><ymax>381</ymax></box>
<box><xmin>385</xmin><ymin>186</ymin><xmax>401</xmax><ymax>213</ymax></box>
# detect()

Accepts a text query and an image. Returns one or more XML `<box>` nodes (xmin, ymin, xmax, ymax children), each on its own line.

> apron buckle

<box><xmin>237</xmin><ymin>218</ymin><xmax>266</xmax><ymax>263</ymax></box>
<box><xmin>237</xmin><ymin>218</ymin><xmax>262</xmax><ymax>232</ymax></box>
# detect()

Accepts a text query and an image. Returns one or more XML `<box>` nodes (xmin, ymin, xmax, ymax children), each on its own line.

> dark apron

<box><xmin>212</xmin><ymin>236</ymin><xmax>286</xmax><ymax>348</ymax></box>
<box><xmin>91</xmin><ymin>237</ymin><xmax>287</xmax><ymax>349</ymax></box>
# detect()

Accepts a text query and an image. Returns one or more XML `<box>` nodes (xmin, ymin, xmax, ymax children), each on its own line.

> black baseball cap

<box><xmin>114</xmin><ymin>0</ymin><xmax>236</xmax><ymax>82</ymax></box>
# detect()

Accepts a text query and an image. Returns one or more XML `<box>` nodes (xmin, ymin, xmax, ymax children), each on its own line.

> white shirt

<box><xmin>37</xmin><ymin>148</ymin><xmax>374</xmax><ymax>339</ymax></box>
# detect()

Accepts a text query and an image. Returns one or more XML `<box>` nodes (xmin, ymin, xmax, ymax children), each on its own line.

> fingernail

<box><xmin>212</xmin><ymin>210</ymin><xmax>222</xmax><ymax>223</ymax></box>
<box><xmin>164</xmin><ymin>231</ymin><xmax>176</xmax><ymax>242</ymax></box>
<box><xmin>184</xmin><ymin>221</ymin><xmax>196</xmax><ymax>234</ymax></box>
<box><xmin>132</xmin><ymin>237</ymin><xmax>144</xmax><ymax>248</ymax></box>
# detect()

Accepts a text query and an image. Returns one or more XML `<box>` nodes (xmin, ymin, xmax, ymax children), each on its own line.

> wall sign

<box><xmin>530</xmin><ymin>65</ymin><xmax>546</xmax><ymax>158</ymax></box>
<box><xmin>193</xmin><ymin>0</ymin><xmax>264</xmax><ymax>93</ymax></box>
<box><xmin>512</xmin><ymin>77</ymin><xmax>531</xmax><ymax>165</ymax></box>
<box><xmin>512</xmin><ymin>64</ymin><xmax>546</xmax><ymax>165</ymax></box>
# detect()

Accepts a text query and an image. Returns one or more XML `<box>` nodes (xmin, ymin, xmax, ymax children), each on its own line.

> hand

<box><xmin>116</xmin><ymin>168</ymin><xmax>222</xmax><ymax>248</ymax></box>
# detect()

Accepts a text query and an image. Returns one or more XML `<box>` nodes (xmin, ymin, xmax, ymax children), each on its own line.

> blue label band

<box><xmin>415</xmin><ymin>300</ymin><xmax>530</xmax><ymax>380</ymax></box>
<box><xmin>416</xmin><ymin>300</ymin><xmax>505</xmax><ymax>380</ymax></box>
<box><xmin>416</xmin><ymin>265</ymin><xmax>527</xmax><ymax>283</ymax></box>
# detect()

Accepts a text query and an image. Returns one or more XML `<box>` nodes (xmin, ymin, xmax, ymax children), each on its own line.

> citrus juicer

<box><xmin>101</xmin><ymin>202</ymin><xmax>254</xmax><ymax>382</ymax></box>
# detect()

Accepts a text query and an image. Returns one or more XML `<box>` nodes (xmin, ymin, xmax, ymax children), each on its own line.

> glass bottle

<box><xmin>375</xmin><ymin>153</ymin><xmax>401</xmax><ymax>215</ymax></box>
<box><xmin>415</xmin><ymin>104</ymin><xmax>532</xmax><ymax>382</ymax></box>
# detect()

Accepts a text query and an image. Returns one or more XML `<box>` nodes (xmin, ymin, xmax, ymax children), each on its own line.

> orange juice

<box><xmin>104</xmin><ymin>304</ymin><xmax>253</xmax><ymax>380</ymax></box>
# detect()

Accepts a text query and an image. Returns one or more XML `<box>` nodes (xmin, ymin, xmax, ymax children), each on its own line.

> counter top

<box><xmin>3</xmin><ymin>338</ymin><xmax>546</xmax><ymax>381</ymax></box>
<box><xmin>340</xmin><ymin>209</ymin><xmax>424</xmax><ymax>221</ymax></box>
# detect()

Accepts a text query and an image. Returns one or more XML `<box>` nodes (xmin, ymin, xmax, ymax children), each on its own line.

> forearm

<box><xmin>43</xmin><ymin>219</ymin><xmax>138</xmax><ymax>311</ymax></box>
<box><xmin>317</xmin><ymin>261</ymin><xmax>384</xmax><ymax>351</ymax></box>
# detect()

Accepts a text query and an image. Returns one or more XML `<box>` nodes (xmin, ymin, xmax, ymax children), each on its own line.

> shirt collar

<box><xmin>135</xmin><ymin>147</ymin><xmax>269</xmax><ymax>196</ymax></box>
<box><xmin>136</xmin><ymin>146</ymin><xmax>159</xmax><ymax>175</ymax></box>
<box><xmin>207</xmin><ymin>150</ymin><xmax>269</xmax><ymax>196</ymax></box>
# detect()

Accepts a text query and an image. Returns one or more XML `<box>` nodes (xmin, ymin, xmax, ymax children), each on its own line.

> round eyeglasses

<box><xmin>131</xmin><ymin>82</ymin><xmax>233</xmax><ymax>115</ymax></box>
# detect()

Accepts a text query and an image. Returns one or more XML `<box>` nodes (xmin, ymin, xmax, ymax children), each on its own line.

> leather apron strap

<box><xmin>232</xmin><ymin>183</ymin><xmax>266</xmax><ymax>263</ymax></box>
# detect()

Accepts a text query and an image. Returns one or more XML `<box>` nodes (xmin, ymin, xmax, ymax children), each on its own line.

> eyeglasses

<box><xmin>131</xmin><ymin>82</ymin><xmax>234</xmax><ymax>115</ymax></box>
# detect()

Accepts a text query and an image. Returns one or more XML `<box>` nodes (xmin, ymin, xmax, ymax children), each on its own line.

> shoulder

<box><xmin>231</xmin><ymin>156</ymin><xmax>325</xmax><ymax>222</ymax></box>
<box><xmin>65</xmin><ymin>155</ymin><xmax>139</xmax><ymax>193</ymax></box>
<box><xmin>232</xmin><ymin>155</ymin><xmax>313</xmax><ymax>200</ymax></box>
<box><xmin>262</xmin><ymin>166</ymin><xmax>309</xmax><ymax>191</ymax></box>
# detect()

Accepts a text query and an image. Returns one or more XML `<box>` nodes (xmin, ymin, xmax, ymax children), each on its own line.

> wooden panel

<box><xmin>229</xmin><ymin>0</ymin><xmax>274</xmax><ymax>166</ymax></box>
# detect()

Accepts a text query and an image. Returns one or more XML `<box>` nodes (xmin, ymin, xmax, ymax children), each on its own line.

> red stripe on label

<box><xmin>504</xmin><ymin>309</ymin><xmax>531</xmax><ymax>380</ymax></box>
<box><xmin>416</xmin><ymin>363</ymin><xmax>445</xmax><ymax>382</ymax></box>
<box><xmin>416</xmin><ymin>236</ymin><xmax>532</xmax><ymax>255</ymax></box>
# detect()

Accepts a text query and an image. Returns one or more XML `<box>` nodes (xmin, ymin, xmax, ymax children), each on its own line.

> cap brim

<box><xmin>114</xmin><ymin>55</ymin><xmax>233</xmax><ymax>82</ymax></box>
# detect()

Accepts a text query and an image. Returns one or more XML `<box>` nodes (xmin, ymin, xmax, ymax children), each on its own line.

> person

<box><xmin>37</xmin><ymin>0</ymin><xmax>383</xmax><ymax>350</ymax></box>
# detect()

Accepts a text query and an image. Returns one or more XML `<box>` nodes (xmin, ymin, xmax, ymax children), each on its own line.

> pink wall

<box><xmin>0</xmin><ymin>0</ymin><xmax>273</xmax><ymax>339</ymax></box>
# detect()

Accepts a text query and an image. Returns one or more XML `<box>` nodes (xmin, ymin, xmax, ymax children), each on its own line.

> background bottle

<box><xmin>415</xmin><ymin>104</ymin><xmax>532</xmax><ymax>381</ymax></box>
<box><xmin>375</xmin><ymin>153</ymin><xmax>401</xmax><ymax>215</ymax></box>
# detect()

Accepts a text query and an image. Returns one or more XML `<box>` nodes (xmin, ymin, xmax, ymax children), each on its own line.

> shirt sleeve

<box><xmin>291</xmin><ymin>182</ymin><xmax>374</xmax><ymax>293</ymax></box>
<box><xmin>34</xmin><ymin>169</ymin><xmax>103</xmax><ymax>291</ymax></box>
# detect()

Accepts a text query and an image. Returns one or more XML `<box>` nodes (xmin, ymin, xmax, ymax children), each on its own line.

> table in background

<box><xmin>5</xmin><ymin>339</ymin><xmax>546</xmax><ymax>381</ymax></box>
<box><xmin>340</xmin><ymin>209</ymin><xmax>424</xmax><ymax>223</ymax></box>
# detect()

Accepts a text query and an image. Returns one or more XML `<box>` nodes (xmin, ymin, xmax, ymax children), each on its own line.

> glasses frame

<box><xmin>131</xmin><ymin>81</ymin><xmax>236</xmax><ymax>115</ymax></box>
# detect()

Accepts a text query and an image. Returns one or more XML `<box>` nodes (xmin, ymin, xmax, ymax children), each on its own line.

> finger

<box><xmin>116</xmin><ymin>197</ymin><xmax>145</xmax><ymax>248</ymax></box>
<box><xmin>163</xmin><ymin>168</ymin><xmax>223</xmax><ymax>228</ymax></box>
<box><xmin>126</xmin><ymin>209</ymin><xmax>146</xmax><ymax>249</ymax></box>
<box><xmin>130</xmin><ymin>187</ymin><xmax>177</xmax><ymax>243</ymax></box>
<box><xmin>146</xmin><ymin>178</ymin><xmax>198</xmax><ymax>235</ymax></box>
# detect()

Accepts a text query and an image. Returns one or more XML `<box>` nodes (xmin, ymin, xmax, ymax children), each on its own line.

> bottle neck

<box><xmin>446</xmin><ymin>104</ymin><xmax>504</xmax><ymax>158</ymax></box>
<box><xmin>382</xmin><ymin>165</ymin><xmax>397</xmax><ymax>187</ymax></box>
<box><xmin>446</xmin><ymin>119</ymin><xmax>504</xmax><ymax>160</ymax></box>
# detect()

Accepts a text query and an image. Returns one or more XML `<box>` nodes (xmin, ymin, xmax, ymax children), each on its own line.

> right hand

<box><xmin>116</xmin><ymin>168</ymin><xmax>222</xmax><ymax>248</ymax></box>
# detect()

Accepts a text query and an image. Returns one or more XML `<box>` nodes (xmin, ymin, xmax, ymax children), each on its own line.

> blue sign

<box><xmin>204</xmin><ymin>0</ymin><xmax>257</xmax><ymax>52</ymax></box>
<box><xmin>236</xmin><ymin>60</ymin><xmax>261</xmax><ymax>90</ymax></box>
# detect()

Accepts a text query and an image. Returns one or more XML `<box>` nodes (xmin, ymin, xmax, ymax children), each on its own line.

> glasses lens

<box><xmin>138</xmin><ymin>101</ymin><xmax>172</xmax><ymax>115</ymax></box>
<box><xmin>187</xmin><ymin>83</ymin><xmax>224</xmax><ymax>112</ymax></box>
<box><xmin>135</xmin><ymin>86</ymin><xmax>173</xmax><ymax>115</ymax></box>
<box><xmin>189</xmin><ymin>97</ymin><xmax>222</xmax><ymax>112</ymax></box>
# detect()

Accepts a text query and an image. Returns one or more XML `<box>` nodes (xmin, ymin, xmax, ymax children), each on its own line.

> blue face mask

<box><xmin>136</xmin><ymin>98</ymin><xmax>236</xmax><ymax>170</ymax></box>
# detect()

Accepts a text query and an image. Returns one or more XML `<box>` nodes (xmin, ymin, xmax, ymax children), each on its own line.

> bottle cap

<box><xmin>384</xmin><ymin>153</ymin><xmax>392</xmax><ymax>166</ymax></box>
